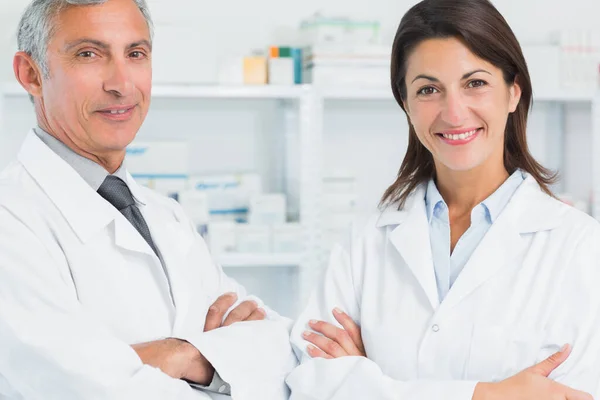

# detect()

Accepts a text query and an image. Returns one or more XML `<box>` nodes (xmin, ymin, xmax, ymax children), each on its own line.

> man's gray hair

<box><xmin>17</xmin><ymin>0</ymin><xmax>153</xmax><ymax>78</ymax></box>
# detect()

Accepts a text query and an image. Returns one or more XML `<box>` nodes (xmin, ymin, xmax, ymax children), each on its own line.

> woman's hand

<box><xmin>302</xmin><ymin>308</ymin><xmax>366</xmax><ymax>359</ymax></box>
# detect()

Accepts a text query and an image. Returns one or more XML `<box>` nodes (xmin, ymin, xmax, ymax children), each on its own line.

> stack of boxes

<box><xmin>242</xmin><ymin>46</ymin><xmax>304</xmax><ymax>85</ymax></box>
<box><xmin>126</xmin><ymin>141</ymin><xmax>304</xmax><ymax>257</ymax></box>
<box><xmin>321</xmin><ymin>174</ymin><xmax>358</xmax><ymax>254</ymax></box>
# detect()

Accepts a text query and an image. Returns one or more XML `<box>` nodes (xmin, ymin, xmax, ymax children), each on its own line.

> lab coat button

<box><xmin>218</xmin><ymin>384</ymin><xmax>228</xmax><ymax>393</ymax></box>
<box><xmin>432</xmin><ymin>324</ymin><xmax>440</xmax><ymax>332</ymax></box>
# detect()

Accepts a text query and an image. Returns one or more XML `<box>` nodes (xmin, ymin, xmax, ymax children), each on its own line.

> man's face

<box><xmin>39</xmin><ymin>0</ymin><xmax>152</xmax><ymax>162</ymax></box>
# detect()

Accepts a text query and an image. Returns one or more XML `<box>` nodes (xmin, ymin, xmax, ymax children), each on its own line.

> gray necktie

<box><xmin>98</xmin><ymin>175</ymin><xmax>159</xmax><ymax>256</ymax></box>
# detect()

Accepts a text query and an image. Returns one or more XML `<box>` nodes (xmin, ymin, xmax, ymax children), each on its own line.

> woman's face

<box><xmin>403</xmin><ymin>37</ymin><xmax>521</xmax><ymax>173</ymax></box>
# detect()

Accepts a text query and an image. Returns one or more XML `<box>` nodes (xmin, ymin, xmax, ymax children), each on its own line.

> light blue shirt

<box><xmin>425</xmin><ymin>170</ymin><xmax>525</xmax><ymax>302</ymax></box>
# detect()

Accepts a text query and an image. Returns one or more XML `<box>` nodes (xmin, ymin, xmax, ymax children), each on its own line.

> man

<box><xmin>0</xmin><ymin>0</ymin><xmax>296</xmax><ymax>399</ymax></box>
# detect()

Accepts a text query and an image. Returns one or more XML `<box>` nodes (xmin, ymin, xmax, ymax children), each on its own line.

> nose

<box><xmin>103</xmin><ymin>58</ymin><xmax>134</xmax><ymax>97</ymax></box>
<box><xmin>440</xmin><ymin>90</ymin><xmax>468</xmax><ymax>127</ymax></box>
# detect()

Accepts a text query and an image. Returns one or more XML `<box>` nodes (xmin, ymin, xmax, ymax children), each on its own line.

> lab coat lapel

<box><xmin>17</xmin><ymin>130</ymin><xmax>115</xmax><ymax>242</ymax></box>
<box><xmin>135</xmin><ymin>190</ymin><xmax>193</xmax><ymax>332</ymax></box>
<box><xmin>439</xmin><ymin>175</ymin><xmax>561</xmax><ymax>312</ymax></box>
<box><xmin>387</xmin><ymin>186</ymin><xmax>440</xmax><ymax>310</ymax></box>
<box><xmin>112</xmin><ymin>216</ymin><xmax>157</xmax><ymax>256</ymax></box>
<box><xmin>439</xmin><ymin>206</ymin><xmax>524</xmax><ymax>312</ymax></box>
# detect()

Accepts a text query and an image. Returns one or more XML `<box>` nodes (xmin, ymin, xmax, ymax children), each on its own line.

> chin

<box><xmin>437</xmin><ymin>155</ymin><xmax>487</xmax><ymax>172</ymax></box>
<box><xmin>94</xmin><ymin>135</ymin><xmax>136</xmax><ymax>153</ymax></box>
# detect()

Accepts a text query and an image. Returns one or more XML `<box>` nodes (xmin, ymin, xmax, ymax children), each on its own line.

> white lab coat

<box><xmin>0</xmin><ymin>131</ymin><xmax>297</xmax><ymax>400</ymax></box>
<box><xmin>287</xmin><ymin>174</ymin><xmax>600</xmax><ymax>400</ymax></box>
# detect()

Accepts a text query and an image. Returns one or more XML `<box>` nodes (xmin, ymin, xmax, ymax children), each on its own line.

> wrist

<box><xmin>166</xmin><ymin>339</ymin><xmax>192</xmax><ymax>380</ymax></box>
<box><xmin>179</xmin><ymin>339</ymin><xmax>215</xmax><ymax>385</ymax></box>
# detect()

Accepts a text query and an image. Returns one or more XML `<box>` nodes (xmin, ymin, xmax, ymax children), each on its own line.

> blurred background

<box><xmin>0</xmin><ymin>0</ymin><xmax>599</xmax><ymax>318</ymax></box>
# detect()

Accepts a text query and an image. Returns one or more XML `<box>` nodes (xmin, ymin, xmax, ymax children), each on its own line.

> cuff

<box><xmin>189</xmin><ymin>370</ymin><xmax>231</xmax><ymax>395</ymax></box>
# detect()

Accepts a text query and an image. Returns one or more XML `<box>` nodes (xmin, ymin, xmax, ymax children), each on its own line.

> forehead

<box><xmin>406</xmin><ymin>37</ymin><xmax>498</xmax><ymax>80</ymax></box>
<box><xmin>49</xmin><ymin>0</ymin><xmax>150</xmax><ymax>48</ymax></box>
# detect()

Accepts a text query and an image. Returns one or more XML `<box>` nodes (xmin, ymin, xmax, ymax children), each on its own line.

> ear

<box><xmin>13</xmin><ymin>51</ymin><xmax>44</xmax><ymax>98</ymax></box>
<box><xmin>507</xmin><ymin>76</ymin><xmax>522</xmax><ymax>113</ymax></box>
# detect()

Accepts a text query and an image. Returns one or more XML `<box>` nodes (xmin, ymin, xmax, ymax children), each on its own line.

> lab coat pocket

<box><xmin>466</xmin><ymin>325</ymin><xmax>543</xmax><ymax>382</ymax></box>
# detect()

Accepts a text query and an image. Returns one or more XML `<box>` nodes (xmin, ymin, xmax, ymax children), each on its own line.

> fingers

<box><xmin>565</xmin><ymin>388</ymin><xmax>594</xmax><ymax>400</ymax></box>
<box><xmin>222</xmin><ymin>300</ymin><xmax>260</xmax><ymax>327</ymax></box>
<box><xmin>526</xmin><ymin>344</ymin><xmax>571</xmax><ymax>377</ymax></box>
<box><xmin>246</xmin><ymin>308</ymin><xmax>266</xmax><ymax>322</ymax></box>
<box><xmin>332</xmin><ymin>308</ymin><xmax>365</xmax><ymax>354</ymax></box>
<box><xmin>307</xmin><ymin>319</ymin><xmax>361</xmax><ymax>356</ymax></box>
<box><xmin>302</xmin><ymin>329</ymin><xmax>347</xmax><ymax>358</ymax></box>
<box><xmin>306</xmin><ymin>344</ymin><xmax>333</xmax><ymax>359</ymax></box>
<box><xmin>204</xmin><ymin>292</ymin><xmax>238</xmax><ymax>332</ymax></box>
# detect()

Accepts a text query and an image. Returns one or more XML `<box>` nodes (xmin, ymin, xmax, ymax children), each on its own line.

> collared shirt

<box><xmin>425</xmin><ymin>170</ymin><xmax>525</xmax><ymax>302</ymax></box>
<box><xmin>33</xmin><ymin>127</ymin><xmax>230</xmax><ymax>395</ymax></box>
<box><xmin>33</xmin><ymin>127</ymin><xmax>135</xmax><ymax>193</ymax></box>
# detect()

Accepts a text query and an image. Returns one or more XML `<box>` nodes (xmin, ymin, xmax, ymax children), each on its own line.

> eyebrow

<box><xmin>64</xmin><ymin>38</ymin><xmax>152</xmax><ymax>52</ymax></box>
<box><xmin>411</xmin><ymin>69</ymin><xmax>492</xmax><ymax>84</ymax></box>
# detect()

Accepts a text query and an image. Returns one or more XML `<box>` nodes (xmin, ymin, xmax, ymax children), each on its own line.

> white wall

<box><xmin>1</xmin><ymin>0</ymin><xmax>600</xmax><ymax>83</ymax></box>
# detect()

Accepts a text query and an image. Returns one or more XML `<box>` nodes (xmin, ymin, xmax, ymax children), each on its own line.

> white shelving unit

<box><xmin>1</xmin><ymin>83</ymin><xmax>599</xmax><ymax>309</ymax></box>
<box><xmin>218</xmin><ymin>253</ymin><xmax>303</xmax><ymax>268</ymax></box>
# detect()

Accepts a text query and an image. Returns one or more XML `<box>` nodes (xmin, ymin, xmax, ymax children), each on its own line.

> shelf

<box><xmin>320</xmin><ymin>87</ymin><xmax>596</xmax><ymax>103</ymax></box>
<box><xmin>0</xmin><ymin>82</ymin><xmax>595</xmax><ymax>103</ymax></box>
<box><xmin>319</xmin><ymin>87</ymin><xmax>395</xmax><ymax>100</ymax></box>
<box><xmin>217</xmin><ymin>253</ymin><xmax>303</xmax><ymax>267</ymax></box>
<box><xmin>0</xmin><ymin>82</ymin><xmax>309</xmax><ymax>100</ymax></box>
<box><xmin>533</xmin><ymin>90</ymin><xmax>595</xmax><ymax>103</ymax></box>
<box><xmin>151</xmin><ymin>84</ymin><xmax>309</xmax><ymax>99</ymax></box>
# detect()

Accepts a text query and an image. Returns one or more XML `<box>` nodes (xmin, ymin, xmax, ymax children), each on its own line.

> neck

<box><xmin>435</xmin><ymin>161</ymin><xmax>510</xmax><ymax>216</ymax></box>
<box><xmin>36</xmin><ymin>106</ymin><xmax>124</xmax><ymax>174</ymax></box>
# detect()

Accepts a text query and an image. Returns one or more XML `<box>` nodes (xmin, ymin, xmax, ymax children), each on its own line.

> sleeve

<box><xmin>543</xmin><ymin>224</ymin><xmax>600</xmax><ymax>398</ymax></box>
<box><xmin>0</xmin><ymin>207</ymin><xmax>211</xmax><ymax>400</ymax></box>
<box><xmin>286</xmin><ymin>230</ymin><xmax>479</xmax><ymax>400</ymax></box>
<box><xmin>169</xmin><ymin>199</ymin><xmax>298</xmax><ymax>400</ymax></box>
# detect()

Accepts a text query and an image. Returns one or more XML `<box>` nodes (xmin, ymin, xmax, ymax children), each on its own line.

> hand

<box><xmin>132</xmin><ymin>338</ymin><xmax>213</xmax><ymax>385</ymax></box>
<box><xmin>472</xmin><ymin>344</ymin><xmax>593</xmax><ymax>400</ymax></box>
<box><xmin>175</xmin><ymin>292</ymin><xmax>266</xmax><ymax>384</ymax></box>
<box><xmin>131</xmin><ymin>293</ymin><xmax>266</xmax><ymax>386</ymax></box>
<box><xmin>302</xmin><ymin>307</ymin><xmax>366</xmax><ymax>359</ymax></box>
<box><xmin>204</xmin><ymin>292</ymin><xmax>266</xmax><ymax>331</ymax></box>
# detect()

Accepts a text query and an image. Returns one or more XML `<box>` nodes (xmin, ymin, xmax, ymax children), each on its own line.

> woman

<box><xmin>287</xmin><ymin>0</ymin><xmax>600</xmax><ymax>399</ymax></box>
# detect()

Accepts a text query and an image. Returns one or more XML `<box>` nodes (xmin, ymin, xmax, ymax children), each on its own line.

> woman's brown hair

<box><xmin>382</xmin><ymin>0</ymin><xmax>556</xmax><ymax>208</ymax></box>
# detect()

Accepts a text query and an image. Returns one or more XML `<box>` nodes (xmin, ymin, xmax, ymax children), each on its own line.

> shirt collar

<box><xmin>33</xmin><ymin>127</ymin><xmax>142</xmax><ymax>204</ymax></box>
<box><xmin>424</xmin><ymin>169</ymin><xmax>525</xmax><ymax>224</ymax></box>
<box><xmin>482</xmin><ymin>170</ymin><xmax>525</xmax><ymax>223</ymax></box>
<box><xmin>425</xmin><ymin>178</ymin><xmax>446</xmax><ymax>222</ymax></box>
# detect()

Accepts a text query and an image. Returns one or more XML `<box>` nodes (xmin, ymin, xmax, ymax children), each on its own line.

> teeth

<box><xmin>109</xmin><ymin>109</ymin><xmax>127</xmax><ymax>114</ymax></box>
<box><xmin>441</xmin><ymin>129</ymin><xmax>479</xmax><ymax>141</ymax></box>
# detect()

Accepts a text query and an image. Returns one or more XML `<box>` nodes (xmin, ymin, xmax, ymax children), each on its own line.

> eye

<box><xmin>417</xmin><ymin>86</ymin><xmax>439</xmax><ymax>96</ymax></box>
<box><xmin>129</xmin><ymin>51</ymin><xmax>146</xmax><ymax>59</ymax></box>
<box><xmin>467</xmin><ymin>79</ymin><xmax>487</xmax><ymax>88</ymax></box>
<box><xmin>77</xmin><ymin>51</ymin><xmax>96</xmax><ymax>58</ymax></box>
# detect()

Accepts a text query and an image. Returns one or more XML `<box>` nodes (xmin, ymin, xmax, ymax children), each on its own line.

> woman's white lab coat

<box><xmin>287</xmin><ymin>174</ymin><xmax>600</xmax><ymax>399</ymax></box>
<box><xmin>0</xmin><ymin>131</ymin><xmax>297</xmax><ymax>400</ymax></box>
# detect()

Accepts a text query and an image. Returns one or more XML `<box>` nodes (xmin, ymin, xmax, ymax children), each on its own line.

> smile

<box><xmin>440</xmin><ymin>128</ymin><xmax>479</xmax><ymax>141</ymax></box>
<box><xmin>97</xmin><ymin>106</ymin><xmax>136</xmax><ymax>121</ymax></box>
<box><xmin>436</xmin><ymin>128</ymin><xmax>482</xmax><ymax>145</ymax></box>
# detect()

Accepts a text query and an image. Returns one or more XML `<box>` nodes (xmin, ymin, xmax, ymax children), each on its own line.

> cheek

<box><xmin>133</xmin><ymin>65</ymin><xmax>152</xmax><ymax>94</ymax></box>
<box><xmin>408</xmin><ymin>104</ymin><xmax>438</xmax><ymax>145</ymax></box>
<box><xmin>469</xmin><ymin>93</ymin><xmax>510</xmax><ymax>134</ymax></box>
<box><xmin>49</xmin><ymin>71</ymin><xmax>94</xmax><ymax>110</ymax></box>
<box><xmin>407</xmin><ymin>102</ymin><xmax>437</xmax><ymax>130</ymax></box>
